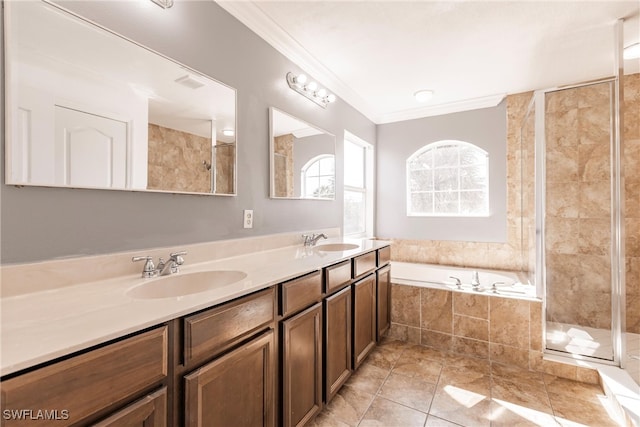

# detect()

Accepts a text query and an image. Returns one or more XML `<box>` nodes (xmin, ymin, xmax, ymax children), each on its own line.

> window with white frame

<box><xmin>301</xmin><ymin>154</ymin><xmax>335</xmax><ymax>198</ymax></box>
<box><xmin>407</xmin><ymin>140</ymin><xmax>488</xmax><ymax>216</ymax></box>
<box><xmin>344</xmin><ymin>132</ymin><xmax>373</xmax><ymax>237</ymax></box>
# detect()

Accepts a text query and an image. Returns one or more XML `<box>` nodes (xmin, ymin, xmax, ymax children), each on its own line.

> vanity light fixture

<box><xmin>624</xmin><ymin>42</ymin><xmax>640</xmax><ymax>60</ymax></box>
<box><xmin>286</xmin><ymin>72</ymin><xmax>336</xmax><ymax>108</ymax></box>
<box><xmin>150</xmin><ymin>0</ymin><xmax>174</xmax><ymax>9</ymax></box>
<box><xmin>414</xmin><ymin>89</ymin><xmax>434</xmax><ymax>103</ymax></box>
<box><xmin>222</xmin><ymin>129</ymin><xmax>235</xmax><ymax>137</ymax></box>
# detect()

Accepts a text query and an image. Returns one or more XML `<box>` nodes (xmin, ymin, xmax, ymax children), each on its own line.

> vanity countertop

<box><xmin>0</xmin><ymin>238</ymin><xmax>390</xmax><ymax>377</ymax></box>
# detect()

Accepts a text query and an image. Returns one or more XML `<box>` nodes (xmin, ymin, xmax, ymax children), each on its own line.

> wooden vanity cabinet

<box><xmin>376</xmin><ymin>264</ymin><xmax>391</xmax><ymax>341</ymax></box>
<box><xmin>281</xmin><ymin>303</ymin><xmax>323</xmax><ymax>427</ymax></box>
<box><xmin>184</xmin><ymin>330</ymin><xmax>275</xmax><ymax>427</ymax></box>
<box><xmin>93</xmin><ymin>387</ymin><xmax>167</xmax><ymax>427</ymax></box>
<box><xmin>0</xmin><ymin>326</ymin><xmax>168</xmax><ymax>427</ymax></box>
<box><xmin>323</xmin><ymin>285</ymin><xmax>352</xmax><ymax>403</ymax></box>
<box><xmin>352</xmin><ymin>272</ymin><xmax>377</xmax><ymax>369</ymax></box>
<box><xmin>181</xmin><ymin>287</ymin><xmax>277</xmax><ymax>427</ymax></box>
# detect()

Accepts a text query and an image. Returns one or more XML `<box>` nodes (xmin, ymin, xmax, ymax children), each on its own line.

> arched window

<box><xmin>406</xmin><ymin>140</ymin><xmax>488</xmax><ymax>216</ymax></box>
<box><xmin>301</xmin><ymin>154</ymin><xmax>335</xmax><ymax>198</ymax></box>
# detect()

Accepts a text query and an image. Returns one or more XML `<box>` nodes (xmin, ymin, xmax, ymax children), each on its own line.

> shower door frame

<box><xmin>536</xmin><ymin>76</ymin><xmax>625</xmax><ymax>367</ymax></box>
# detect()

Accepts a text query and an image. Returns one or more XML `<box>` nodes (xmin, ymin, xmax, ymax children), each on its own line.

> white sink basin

<box><xmin>127</xmin><ymin>270</ymin><xmax>247</xmax><ymax>299</ymax></box>
<box><xmin>315</xmin><ymin>243</ymin><xmax>359</xmax><ymax>252</ymax></box>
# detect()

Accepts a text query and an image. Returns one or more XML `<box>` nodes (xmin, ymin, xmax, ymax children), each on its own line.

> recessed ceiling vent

<box><xmin>175</xmin><ymin>75</ymin><xmax>205</xmax><ymax>89</ymax></box>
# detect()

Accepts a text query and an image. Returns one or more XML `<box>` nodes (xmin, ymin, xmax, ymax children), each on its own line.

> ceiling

<box><xmin>218</xmin><ymin>0</ymin><xmax>640</xmax><ymax>124</ymax></box>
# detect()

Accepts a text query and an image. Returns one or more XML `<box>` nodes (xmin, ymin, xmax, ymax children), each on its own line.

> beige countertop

<box><xmin>0</xmin><ymin>237</ymin><xmax>390</xmax><ymax>376</ymax></box>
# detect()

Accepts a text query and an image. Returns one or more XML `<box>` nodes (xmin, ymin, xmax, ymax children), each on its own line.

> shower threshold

<box><xmin>546</xmin><ymin>321</ymin><xmax>640</xmax><ymax>385</ymax></box>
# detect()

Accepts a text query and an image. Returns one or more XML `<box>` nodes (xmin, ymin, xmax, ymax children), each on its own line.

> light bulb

<box><xmin>222</xmin><ymin>129</ymin><xmax>235</xmax><ymax>137</ymax></box>
<box><xmin>327</xmin><ymin>94</ymin><xmax>336</xmax><ymax>103</ymax></box>
<box><xmin>317</xmin><ymin>88</ymin><xmax>327</xmax><ymax>98</ymax></box>
<box><xmin>295</xmin><ymin>74</ymin><xmax>307</xmax><ymax>84</ymax></box>
<box><xmin>306</xmin><ymin>81</ymin><xmax>318</xmax><ymax>92</ymax></box>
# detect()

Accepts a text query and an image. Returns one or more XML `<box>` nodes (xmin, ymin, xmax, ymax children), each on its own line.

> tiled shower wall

<box><xmin>624</xmin><ymin>73</ymin><xmax>640</xmax><ymax>334</ymax></box>
<box><xmin>274</xmin><ymin>134</ymin><xmax>294</xmax><ymax>197</ymax></box>
<box><xmin>147</xmin><ymin>123</ymin><xmax>212</xmax><ymax>193</ymax></box>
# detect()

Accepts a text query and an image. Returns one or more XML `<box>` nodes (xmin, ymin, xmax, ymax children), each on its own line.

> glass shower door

<box><xmin>543</xmin><ymin>80</ymin><xmax>616</xmax><ymax>361</ymax></box>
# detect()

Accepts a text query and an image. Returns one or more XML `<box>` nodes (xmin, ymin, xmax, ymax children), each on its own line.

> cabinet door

<box><xmin>377</xmin><ymin>265</ymin><xmax>391</xmax><ymax>341</ymax></box>
<box><xmin>324</xmin><ymin>286</ymin><xmax>352</xmax><ymax>403</ymax></box>
<box><xmin>184</xmin><ymin>330</ymin><xmax>275</xmax><ymax>427</ymax></box>
<box><xmin>353</xmin><ymin>274</ymin><xmax>376</xmax><ymax>369</ymax></box>
<box><xmin>93</xmin><ymin>387</ymin><xmax>166</xmax><ymax>427</ymax></box>
<box><xmin>281</xmin><ymin>303</ymin><xmax>322</xmax><ymax>427</ymax></box>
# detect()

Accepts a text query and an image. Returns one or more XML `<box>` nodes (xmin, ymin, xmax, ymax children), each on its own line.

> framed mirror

<box><xmin>4</xmin><ymin>1</ymin><xmax>237</xmax><ymax>195</ymax></box>
<box><xmin>269</xmin><ymin>108</ymin><xmax>335</xmax><ymax>200</ymax></box>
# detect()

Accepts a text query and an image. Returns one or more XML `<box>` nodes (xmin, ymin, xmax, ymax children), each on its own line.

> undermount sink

<box><xmin>315</xmin><ymin>243</ymin><xmax>359</xmax><ymax>252</ymax></box>
<box><xmin>127</xmin><ymin>270</ymin><xmax>247</xmax><ymax>299</ymax></box>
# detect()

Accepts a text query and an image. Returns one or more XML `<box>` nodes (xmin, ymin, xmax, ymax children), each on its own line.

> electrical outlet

<box><xmin>243</xmin><ymin>210</ymin><xmax>253</xmax><ymax>229</ymax></box>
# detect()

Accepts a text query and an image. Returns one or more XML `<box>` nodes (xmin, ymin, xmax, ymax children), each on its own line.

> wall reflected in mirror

<box><xmin>5</xmin><ymin>1</ymin><xmax>236</xmax><ymax>195</ymax></box>
<box><xmin>269</xmin><ymin>108</ymin><xmax>335</xmax><ymax>200</ymax></box>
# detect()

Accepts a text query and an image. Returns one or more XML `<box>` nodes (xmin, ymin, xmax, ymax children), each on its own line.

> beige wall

<box><xmin>147</xmin><ymin>124</ymin><xmax>212</xmax><ymax>193</ymax></box>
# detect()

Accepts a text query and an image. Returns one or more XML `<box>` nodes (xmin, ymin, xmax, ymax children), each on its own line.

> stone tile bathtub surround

<box><xmin>389</xmin><ymin>283</ymin><xmax>599</xmax><ymax>384</ymax></box>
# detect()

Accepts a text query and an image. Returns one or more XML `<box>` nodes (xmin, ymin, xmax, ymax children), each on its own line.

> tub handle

<box><xmin>449</xmin><ymin>276</ymin><xmax>462</xmax><ymax>289</ymax></box>
<box><xmin>491</xmin><ymin>282</ymin><xmax>506</xmax><ymax>293</ymax></box>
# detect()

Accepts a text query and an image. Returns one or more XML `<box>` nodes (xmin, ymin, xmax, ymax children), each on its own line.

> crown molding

<box><xmin>216</xmin><ymin>1</ymin><xmax>379</xmax><ymax>122</ymax></box>
<box><xmin>216</xmin><ymin>1</ymin><xmax>506</xmax><ymax>124</ymax></box>
<box><xmin>376</xmin><ymin>94</ymin><xmax>507</xmax><ymax>124</ymax></box>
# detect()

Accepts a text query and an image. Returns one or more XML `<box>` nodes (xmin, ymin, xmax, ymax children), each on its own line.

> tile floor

<box><xmin>312</xmin><ymin>339</ymin><xmax>622</xmax><ymax>427</ymax></box>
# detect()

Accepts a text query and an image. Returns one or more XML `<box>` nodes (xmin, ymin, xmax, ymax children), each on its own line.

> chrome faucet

<box><xmin>157</xmin><ymin>251</ymin><xmax>187</xmax><ymax>276</ymax></box>
<box><xmin>132</xmin><ymin>251</ymin><xmax>187</xmax><ymax>278</ymax></box>
<box><xmin>302</xmin><ymin>233</ymin><xmax>328</xmax><ymax>247</ymax></box>
<box><xmin>471</xmin><ymin>271</ymin><xmax>480</xmax><ymax>289</ymax></box>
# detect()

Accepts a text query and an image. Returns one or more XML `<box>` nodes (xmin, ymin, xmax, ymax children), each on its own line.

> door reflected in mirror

<box><xmin>269</xmin><ymin>108</ymin><xmax>335</xmax><ymax>200</ymax></box>
<box><xmin>5</xmin><ymin>1</ymin><xmax>237</xmax><ymax>195</ymax></box>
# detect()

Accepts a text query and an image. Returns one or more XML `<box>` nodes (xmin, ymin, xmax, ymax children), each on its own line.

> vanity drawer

<box><xmin>325</xmin><ymin>260</ymin><xmax>352</xmax><ymax>294</ymax></box>
<box><xmin>184</xmin><ymin>287</ymin><xmax>275</xmax><ymax>365</ymax></box>
<box><xmin>378</xmin><ymin>246</ymin><xmax>391</xmax><ymax>266</ymax></box>
<box><xmin>280</xmin><ymin>271</ymin><xmax>322</xmax><ymax>317</ymax></box>
<box><xmin>353</xmin><ymin>251</ymin><xmax>377</xmax><ymax>278</ymax></box>
<box><xmin>0</xmin><ymin>326</ymin><xmax>168</xmax><ymax>427</ymax></box>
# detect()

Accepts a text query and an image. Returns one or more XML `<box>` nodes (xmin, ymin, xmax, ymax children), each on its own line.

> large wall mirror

<box><xmin>269</xmin><ymin>108</ymin><xmax>335</xmax><ymax>200</ymax></box>
<box><xmin>4</xmin><ymin>1</ymin><xmax>237</xmax><ymax>195</ymax></box>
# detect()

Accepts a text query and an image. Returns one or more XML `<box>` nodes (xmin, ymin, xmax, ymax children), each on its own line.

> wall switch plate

<box><xmin>243</xmin><ymin>210</ymin><xmax>253</xmax><ymax>229</ymax></box>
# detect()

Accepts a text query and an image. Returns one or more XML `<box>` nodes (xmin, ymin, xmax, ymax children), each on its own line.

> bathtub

<box><xmin>390</xmin><ymin>261</ymin><xmax>537</xmax><ymax>299</ymax></box>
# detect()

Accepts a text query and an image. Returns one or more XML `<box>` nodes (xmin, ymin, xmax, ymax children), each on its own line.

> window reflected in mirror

<box><xmin>269</xmin><ymin>108</ymin><xmax>335</xmax><ymax>200</ymax></box>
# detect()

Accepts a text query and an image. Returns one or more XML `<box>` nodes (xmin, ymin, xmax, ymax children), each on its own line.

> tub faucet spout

<box><xmin>449</xmin><ymin>276</ymin><xmax>462</xmax><ymax>289</ymax></box>
<box><xmin>471</xmin><ymin>271</ymin><xmax>480</xmax><ymax>289</ymax></box>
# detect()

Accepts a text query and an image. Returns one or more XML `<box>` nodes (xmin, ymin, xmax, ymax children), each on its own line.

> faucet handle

<box><xmin>449</xmin><ymin>276</ymin><xmax>462</xmax><ymax>289</ymax></box>
<box><xmin>170</xmin><ymin>251</ymin><xmax>187</xmax><ymax>265</ymax></box>
<box><xmin>132</xmin><ymin>256</ymin><xmax>157</xmax><ymax>278</ymax></box>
